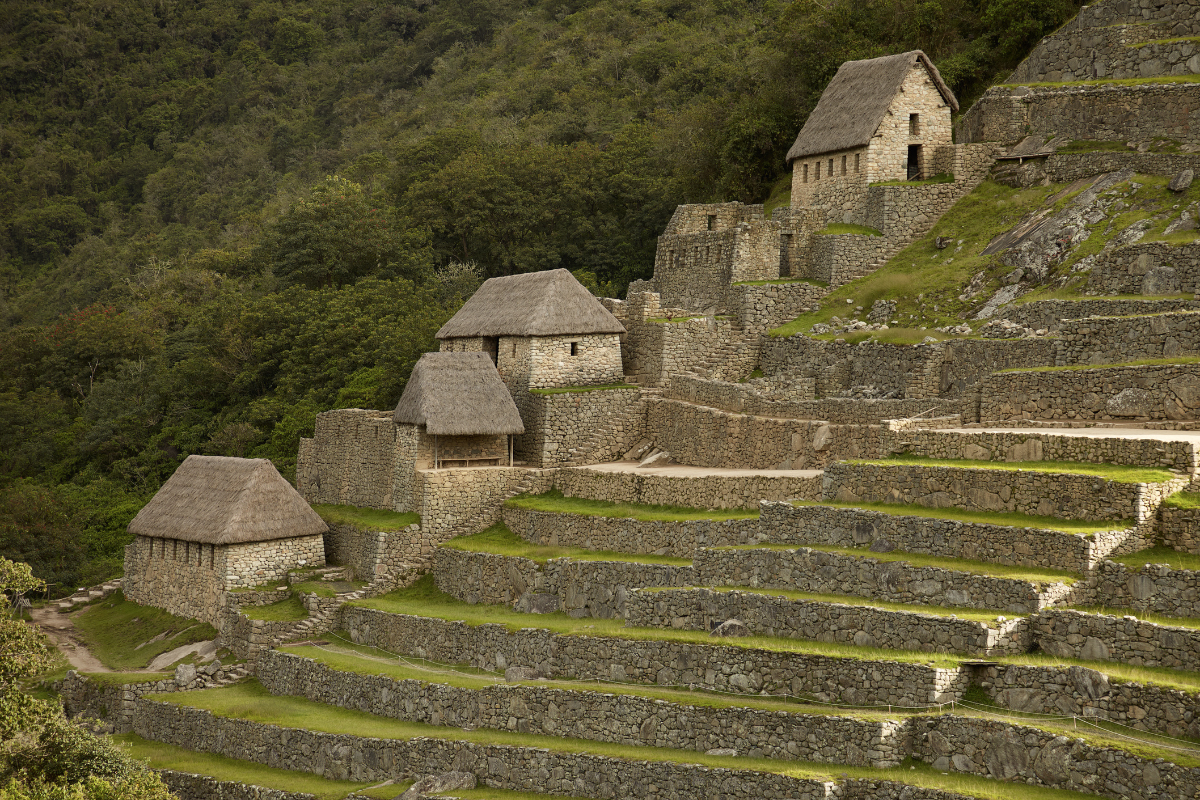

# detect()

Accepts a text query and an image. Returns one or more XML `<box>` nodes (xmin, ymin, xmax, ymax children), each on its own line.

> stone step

<box><xmin>624</xmin><ymin>586</ymin><xmax>1029</xmax><ymax>657</ymax></box>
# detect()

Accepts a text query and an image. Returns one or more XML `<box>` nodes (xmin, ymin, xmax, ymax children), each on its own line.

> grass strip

<box><xmin>350</xmin><ymin>575</ymin><xmax>962</xmax><ymax>667</ymax></box>
<box><xmin>290</xmin><ymin>579</ymin><xmax>367</xmax><ymax>598</ymax></box>
<box><xmin>994</xmin><ymin>652</ymin><xmax>1200</xmax><ymax>694</ymax></box>
<box><xmin>720</xmin><ymin>542</ymin><xmax>1078</xmax><ymax>584</ymax></box>
<box><xmin>529</xmin><ymin>383</ymin><xmax>637</xmax><ymax>394</ymax></box>
<box><xmin>1000</xmin><ymin>74</ymin><xmax>1200</xmax><ymax>88</ymax></box>
<box><xmin>869</xmin><ymin>173</ymin><xmax>954</xmax><ymax>187</ymax></box>
<box><xmin>1068</xmin><ymin>605</ymin><xmax>1200</xmax><ymax>631</ymax></box>
<box><xmin>111</xmin><ymin>733</ymin><xmax>398</xmax><ymax>800</ymax></box>
<box><xmin>158</xmin><ymin>681</ymin><xmax>1116</xmax><ymax>800</ymax></box>
<box><xmin>997</xmin><ymin>355</ymin><xmax>1200</xmax><ymax>373</ymax></box>
<box><xmin>1111</xmin><ymin>545</ymin><xmax>1200</xmax><ymax>572</ymax></box>
<box><xmin>847</xmin><ymin>456</ymin><xmax>1176</xmax><ymax>484</ymax></box>
<box><xmin>73</xmin><ymin>591</ymin><xmax>217</xmax><ymax>671</ymax></box>
<box><xmin>242</xmin><ymin>595</ymin><xmax>308</xmax><ymax>622</ymax></box>
<box><xmin>506</xmin><ymin>488</ymin><xmax>758</xmax><ymax>521</ymax></box>
<box><xmin>818</xmin><ymin>223</ymin><xmax>883</xmax><ymax>236</ymax></box>
<box><xmin>790</xmin><ymin>499</ymin><xmax>1127</xmax><ymax>535</ymax></box>
<box><xmin>1164</xmin><ymin>491</ymin><xmax>1200</xmax><ymax>511</ymax></box>
<box><xmin>312</xmin><ymin>504</ymin><xmax>419</xmax><ymax>531</ymax></box>
<box><xmin>442</xmin><ymin>523</ymin><xmax>691</xmax><ymax>566</ymax></box>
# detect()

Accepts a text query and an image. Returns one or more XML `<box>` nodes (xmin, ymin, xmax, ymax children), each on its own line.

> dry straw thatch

<box><xmin>393</xmin><ymin>351</ymin><xmax>525</xmax><ymax>436</ymax></box>
<box><xmin>436</xmin><ymin>268</ymin><xmax>625</xmax><ymax>339</ymax></box>
<box><xmin>128</xmin><ymin>455</ymin><xmax>328</xmax><ymax>545</ymax></box>
<box><xmin>786</xmin><ymin>50</ymin><xmax>958</xmax><ymax>163</ymax></box>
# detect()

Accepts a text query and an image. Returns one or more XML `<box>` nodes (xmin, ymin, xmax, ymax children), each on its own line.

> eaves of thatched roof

<box><xmin>393</xmin><ymin>351</ymin><xmax>525</xmax><ymax>436</ymax></box>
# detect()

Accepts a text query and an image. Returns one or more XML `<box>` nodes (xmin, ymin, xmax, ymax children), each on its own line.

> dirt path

<box><xmin>28</xmin><ymin>606</ymin><xmax>111</xmax><ymax>673</ymax></box>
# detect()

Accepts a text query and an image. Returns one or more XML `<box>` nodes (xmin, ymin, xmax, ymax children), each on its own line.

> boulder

<box><xmin>710</xmin><ymin>619</ymin><xmax>750</xmax><ymax>638</ymax></box>
<box><xmin>517</xmin><ymin>593</ymin><xmax>560</xmax><ymax>614</ymax></box>
<box><xmin>504</xmin><ymin>666</ymin><xmax>541</xmax><ymax>682</ymax></box>
<box><xmin>1032</xmin><ymin>736</ymin><xmax>1073</xmax><ymax>785</ymax></box>
<box><xmin>1106</xmin><ymin>387</ymin><xmax>1156</xmax><ymax>417</ymax></box>
<box><xmin>868</xmin><ymin>538</ymin><xmax>895</xmax><ymax>553</ymax></box>
<box><xmin>173</xmin><ymin>664</ymin><xmax>197</xmax><ymax>686</ymax></box>
<box><xmin>1169</xmin><ymin>169</ymin><xmax>1194</xmax><ymax>193</ymax></box>
<box><xmin>637</xmin><ymin>450</ymin><xmax>672</xmax><ymax>468</ymax></box>
<box><xmin>812</xmin><ymin>424</ymin><xmax>834</xmax><ymax>452</ymax></box>
<box><xmin>399</xmin><ymin>772</ymin><xmax>477</xmax><ymax>800</ymax></box>
<box><xmin>1168</xmin><ymin>374</ymin><xmax>1200</xmax><ymax>408</ymax></box>
<box><xmin>983</xmin><ymin>730</ymin><xmax>1029</xmax><ymax>780</ymax></box>
<box><xmin>1068</xmin><ymin>665</ymin><xmax>1111</xmax><ymax>700</ymax></box>
<box><xmin>1142</xmin><ymin>265</ymin><xmax>1180</xmax><ymax>295</ymax></box>
<box><xmin>705</xmin><ymin>748</ymin><xmax>737</xmax><ymax>756</ymax></box>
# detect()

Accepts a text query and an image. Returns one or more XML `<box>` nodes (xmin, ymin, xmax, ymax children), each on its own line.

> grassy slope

<box><xmin>1164</xmin><ymin>491</ymin><xmax>1200</xmax><ymax>510</ymax></box>
<box><xmin>442</xmin><ymin>523</ymin><xmax>691</xmax><ymax>566</ymax></box>
<box><xmin>849</xmin><ymin>457</ymin><xmax>1175</xmax><ymax>484</ymax></box>
<box><xmin>242</xmin><ymin>596</ymin><xmax>309</xmax><ymax>622</ymax></box>
<box><xmin>1112</xmin><ymin>546</ymin><xmax>1200</xmax><ymax>572</ymax></box>
<box><xmin>506</xmin><ymin>488</ymin><xmax>758</xmax><ymax>521</ymax></box>
<box><xmin>312</xmin><ymin>505</ymin><xmax>420</xmax><ymax>531</ymax></box>
<box><xmin>790</xmin><ymin>499</ymin><xmax>1127</xmax><ymax>535</ymax></box>
<box><xmin>72</xmin><ymin>591</ymin><xmax>217</xmax><ymax>671</ymax></box>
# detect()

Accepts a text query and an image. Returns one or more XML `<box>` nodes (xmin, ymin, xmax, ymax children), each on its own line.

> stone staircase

<box><xmin>54</xmin><ymin>578</ymin><xmax>122</xmax><ymax>612</ymax></box>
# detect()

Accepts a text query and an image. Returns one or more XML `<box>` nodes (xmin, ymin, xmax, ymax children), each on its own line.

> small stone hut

<box><xmin>123</xmin><ymin>455</ymin><xmax>328</xmax><ymax>623</ymax></box>
<box><xmin>393</xmin><ymin>351</ymin><xmax>525</xmax><ymax>468</ymax></box>
<box><xmin>787</xmin><ymin>50</ymin><xmax>958</xmax><ymax>205</ymax></box>
<box><xmin>437</xmin><ymin>268</ymin><xmax>626</xmax><ymax>393</ymax></box>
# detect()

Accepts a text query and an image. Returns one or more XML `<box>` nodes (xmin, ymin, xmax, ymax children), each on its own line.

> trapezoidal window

<box><xmin>909</xmin><ymin>113</ymin><xmax>920</xmax><ymax>135</ymax></box>
<box><xmin>815</xmin><ymin>162</ymin><xmax>821</xmax><ymax>180</ymax></box>
<box><xmin>841</xmin><ymin>155</ymin><xmax>847</xmax><ymax>175</ymax></box>
<box><xmin>854</xmin><ymin>153</ymin><xmax>860</xmax><ymax>172</ymax></box>
<box><xmin>802</xmin><ymin>164</ymin><xmax>808</xmax><ymax>183</ymax></box>
<box><xmin>706</xmin><ymin>214</ymin><xmax>716</xmax><ymax>231</ymax></box>
<box><xmin>569</xmin><ymin>341</ymin><xmax>578</xmax><ymax>356</ymax></box>
<box><xmin>828</xmin><ymin>158</ymin><xmax>834</xmax><ymax>177</ymax></box>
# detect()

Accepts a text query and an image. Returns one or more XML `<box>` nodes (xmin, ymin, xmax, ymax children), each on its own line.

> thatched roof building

<box><xmin>128</xmin><ymin>455</ymin><xmax>328</xmax><ymax>545</ymax></box>
<box><xmin>393</xmin><ymin>352</ymin><xmax>525</xmax><ymax>435</ymax></box>
<box><xmin>436</xmin><ymin>268</ymin><xmax>625</xmax><ymax>339</ymax></box>
<box><xmin>786</xmin><ymin>50</ymin><xmax>958</xmax><ymax>162</ymax></box>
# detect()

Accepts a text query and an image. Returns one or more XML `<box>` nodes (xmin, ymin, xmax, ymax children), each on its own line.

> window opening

<box><xmin>706</xmin><ymin>214</ymin><xmax>716</xmax><ymax>231</ymax></box>
<box><xmin>483</xmin><ymin>336</ymin><xmax>499</xmax><ymax>365</ymax></box>
<box><xmin>909</xmin><ymin>113</ymin><xmax>920</xmax><ymax>135</ymax></box>
<box><xmin>570</xmin><ymin>342</ymin><xmax>578</xmax><ymax>356</ymax></box>
<box><xmin>828</xmin><ymin>158</ymin><xmax>833</xmax><ymax>177</ymax></box>
<box><xmin>854</xmin><ymin>153</ymin><xmax>860</xmax><ymax>172</ymax></box>
<box><xmin>841</xmin><ymin>155</ymin><xmax>847</xmax><ymax>175</ymax></box>
<box><xmin>802</xmin><ymin>164</ymin><xmax>808</xmax><ymax>183</ymax></box>
<box><xmin>815</xmin><ymin>162</ymin><xmax>821</xmax><ymax>180</ymax></box>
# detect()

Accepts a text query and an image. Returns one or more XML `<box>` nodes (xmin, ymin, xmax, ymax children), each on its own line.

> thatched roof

<box><xmin>393</xmin><ymin>351</ymin><xmax>525</xmax><ymax>436</ymax></box>
<box><xmin>436</xmin><ymin>268</ymin><xmax>625</xmax><ymax>339</ymax></box>
<box><xmin>128</xmin><ymin>456</ymin><xmax>329</xmax><ymax>545</ymax></box>
<box><xmin>786</xmin><ymin>51</ymin><xmax>959</xmax><ymax>163</ymax></box>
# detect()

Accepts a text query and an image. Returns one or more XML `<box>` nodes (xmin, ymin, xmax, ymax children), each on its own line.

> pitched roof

<box><xmin>436</xmin><ymin>268</ymin><xmax>625</xmax><ymax>339</ymax></box>
<box><xmin>128</xmin><ymin>455</ymin><xmax>328</xmax><ymax>545</ymax></box>
<box><xmin>393</xmin><ymin>351</ymin><xmax>525</xmax><ymax>436</ymax></box>
<box><xmin>786</xmin><ymin>50</ymin><xmax>959</xmax><ymax>163</ymax></box>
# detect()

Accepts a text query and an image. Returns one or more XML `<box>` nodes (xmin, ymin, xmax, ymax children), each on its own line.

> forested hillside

<box><xmin>0</xmin><ymin>0</ymin><xmax>1080</xmax><ymax>592</ymax></box>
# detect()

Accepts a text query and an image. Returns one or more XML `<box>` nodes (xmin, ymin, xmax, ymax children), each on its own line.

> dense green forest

<box><xmin>0</xmin><ymin>0</ymin><xmax>1081</xmax><ymax>593</ymax></box>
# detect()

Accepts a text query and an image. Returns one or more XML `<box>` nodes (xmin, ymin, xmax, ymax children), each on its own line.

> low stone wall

<box><xmin>133</xmin><ymin>698</ymin><xmax>836</xmax><ymax>800</ymax></box>
<box><xmin>296</xmin><ymin>408</ymin><xmax>411</xmax><ymax>510</ymax></box>
<box><xmin>1046</xmin><ymin>151</ymin><xmax>1200</xmax><ymax>186</ymax></box>
<box><xmin>808</xmin><ymin>233</ymin><xmax>885</xmax><ymax>287</ymax></box>
<box><xmin>61</xmin><ymin>666</ymin><xmax>237</xmax><ymax>734</ymax></box>
<box><xmin>623</xmin><ymin>314</ymin><xmax>755</xmax><ymax>387</ymax></box>
<box><xmin>343</xmin><ymin>606</ymin><xmax>971</xmax><ymax>706</ymax></box>
<box><xmin>1034</xmin><ymin>608</ymin><xmax>1200</xmax><ymax>670</ymax></box>
<box><xmin>910</xmin><ymin>715</ymin><xmax>1200</xmax><ymax>800</ymax></box>
<box><xmin>323</xmin><ymin>522</ymin><xmax>423</xmax><ymax>582</ymax></box>
<box><xmin>502</xmin><ymin>505</ymin><xmax>761</xmax><ymax>558</ymax></box>
<box><xmin>159</xmin><ymin>771</ymin><xmax>313</xmax><ymax>800</ymax></box>
<box><xmin>981</xmin><ymin>662</ymin><xmax>1200</xmax><ymax>740</ymax></box>
<box><xmin>981</xmin><ymin>362</ymin><xmax>1200</xmax><ymax>422</ymax></box>
<box><xmin>1057</xmin><ymin>310</ymin><xmax>1200</xmax><ymax>365</ymax></box>
<box><xmin>520</xmin><ymin>388</ymin><xmax>644</xmax><ymax>468</ymax></box>
<box><xmin>412</xmin><ymin>467</ymin><xmax>527</xmax><ymax>548</ymax></box>
<box><xmin>432</xmin><ymin>547</ymin><xmax>694</xmax><ymax>618</ymax></box>
<box><xmin>1000</xmin><ymin>298</ymin><xmax>1200</xmax><ymax>332</ymax></box>
<box><xmin>732</xmin><ymin>281</ymin><xmax>827</xmax><ymax>333</ymax></box>
<box><xmin>624</xmin><ymin>587</ymin><xmax>1029</xmax><ymax>657</ymax></box>
<box><xmin>758</xmin><ymin>501</ymin><xmax>1113</xmax><ymax>573</ymax></box>
<box><xmin>1162</xmin><ymin>506</ymin><xmax>1200</xmax><ymax>554</ymax></box>
<box><xmin>1085</xmin><ymin>242</ymin><xmax>1200</xmax><ymax>296</ymax></box>
<box><xmin>256</xmin><ymin>650</ymin><xmax>906</xmax><ymax>767</ymax></box>
<box><xmin>696</xmin><ymin>546</ymin><xmax>1071</xmax><ymax>614</ymax></box>
<box><xmin>554</xmin><ymin>466</ymin><xmax>821</xmax><ymax>510</ymax></box>
<box><xmin>822</xmin><ymin>461</ymin><xmax>1183</xmax><ymax>523</ymax></box>
<box><xmin>1075</xmin><ymin>559</ymin><xmax>1200</xmax><ymax>619</ymax></box>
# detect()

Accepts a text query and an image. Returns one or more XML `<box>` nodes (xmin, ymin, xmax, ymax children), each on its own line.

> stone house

<box><xmin>392</xmin><ymin>351</ymin><xmax>525</xmax><ymax>469</ymax></box>
<box><xmin>787</xmin><ymin>50</ymin><xmax>959</xmax><ymax>209</ymax></box>
<box><xmin>123</xmin><ymin>455</ymin><xmax>328</xmax><ymax>624</ymax></box>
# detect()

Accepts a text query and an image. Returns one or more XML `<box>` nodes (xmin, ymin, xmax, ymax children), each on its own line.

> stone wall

<box><xmin>223</xmin><ymin>536</ymin><xmax>326</xmax><ymax>589</ymax></box>
<box><xmin>518</xmin><ymin>387</ymin><xmax>643</xmax><ymax>467</ymax></box>
<box><xmin>554</xmin><ymin>466</ymin><xmax>822</xmax><ymax>510</ymax></box>
<box><xmin>1056</xmin><ymin>310</ymin><xmax>1200</xmax><ymax>365</ymax></box>
<box><xmin>758</xmin><ymin>501</ymin><xmax>1120</xmax><ymax>573</ymax></box>
<box><xmin>411</xmin><ymin>467</ymin><xmax>527</xmax><ymax>549</ymax></box>
<box><xmin>1034</xmin><ymin>608</ymin><xmax>1200</xmax><ymax>670</ymax></box>
<box><xmin>61</xmin><ymin>667</ymin><xmax>236</xmax><ymax>733</ymax></box>
<box><xmin>624</xmin><ymin>587</ymin><xmax>1029</xmax><ymax>657</ymax></box>
<box><xmin>159</xmin><ymin>771</ymin><xmax>313</xmax><ymax>800</ymax></box>
<box><xmin>256</xmin><ymin>649</ymin><xmax>905</xmax><ymax>767</ymax></box>
<box><xmin>695</xmin><ymin>546</ymin><xmax>1071</xmax><ymax>614</ymax></box>
<box><xmin>980</xmin><ymin>362</ymin><xmax>1200</xmax><ymax>422</ymax></box>
<box><xmin>432</xmin><ymin>547</ymin><xmax>694</xmax><ymax>618</ymax></box>
<box><xmin>789</xmin><ymin>144</ymin><xmax>870</xmax><ymax>220</ymax></box>
<box><xmin>1000</xmin><ymin>298</ymin><xmax>1200</xmax><ymax>331</ymax></box>
<box><xmin>343</xmin><ymin>606</ymin><xmax>971</xmax><ymax>706</ymax></box>
<box><xmin>1075</xmin><ymin>559</ymin><xmax>1200</xmax><ymax>620</ymax></box>
<box><xmin>822</xmin><ymin>461</ymin><xmax>1184</xmax><ymax>523</ymax></box>
<box><xmin>1162</xmin><ymin>506</ymin><xmax>1200</xmax><ymax>554</ymax></box>
<box><xmin>524</xmin><ymin>333</ymin><xmax>625</xmax><ymax>390</ymax></box>
<box><xmin>296</xmin><ymin>409</ymin><xmax>411</xmax><ymax>511</ymax></box>
<box><xmin>623</xmin><ymin>313</ymin><xmax>754</xmax><ymax>387</ymax></box>
<box><xmin>502</xmin><ymin>505</ymin><xmax>761</xmax><ymax>559</ymax></box>
<box><xmin>132</xmin><ymin>698</ymin><xmax>838</xmax><ymax>800</ymax></box>
<box><xmin>323</xmin><ymin>522</ymin><xmax>424</xmax><ymax>582</ymax></box>
<box><xmin>807</xmin><ymin>234</ymin><xmax>885</xmax><ymax>286</ymax></box>
<box><xmin>1043</xmin><ymin>151</ymin><xmax>1200</xmax><ymax>186</ymax></box>
<box><xmin>1085</xmin><ymin>242</ymin><xmax>1200</xmax><ymax>296</ymax></box>
<box><xmin>731</xmin><ymin>280</ymin><xmax>827</xmax><ymax>333</ymax></box>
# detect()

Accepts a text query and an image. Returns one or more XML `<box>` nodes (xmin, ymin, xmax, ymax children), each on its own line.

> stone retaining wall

<box><xmin>520</xmin><ymin>388</ymin><xmax>644</xmax><ymax>468</ymax></box>
<box><xmin>624</xmin><ymin>587</ymin><xmax>1029</xmax><ymax>657</ymax></box>
<box><xmin>1045</xmin><ymin>151</ymin><xmax>1200</xmax><ymax>186</ymax></box>
<box><xmin>296</xmin><ymin>409</ymin><xmax>410</xmax><ymax>511</ymax></box>
<box><xmin>411</xmin><ymin>467</ymin><xmax>527</xmax><ymax>547</ymax></box>
<box><xmin>980</xmin><ymin>362</ymin><xmax>1200</xmax><ymax>422</ymax></box>
<box><xmin>256</xmin><ymin>650</ymin><xmax>906</xmax><ymax>767</ymax></box>
<box><xmin>502</xmin><ymin>505</ymin><xmax>761</xmax><ymax>558</ymax></box>
<box><xmin>159</xmin><ymin>771</ymin><xmax>313</xmax><ymax>800</ymax></box>
<box><xmin>343</xmin><ymin>606</ymin><xmax>970</xmax><ymax>706</ymax></box>
<box><xmin>554</xmin><ymin>467</ymin><xmax>821</xmax><ymax>510</ymax></box>
<box><xmin>432</xmin><ymin>547</ymin><xmax>694</xmax><ymax>618</ymax></box>
<box><xmin>323</xmin><ymin>522</ymin><xmax>423</xmax><ymax>582</ymax></box>
<box><xmin>981</xmin><ymin>662</ymin><xmax>1200</xmax><ymax>740</ymax></box>
<box><xmin>1000</xmin><ymin>298</ymin><xmax>1200</xmax><ymax>332</ymax></box>
<box><xmin>732</xmin><ymin>281</ymin><xmax>827</xmax><ymax>333</ymax></box>
<box><xmin>1076</xmin><ymin>558</ymin><xmax>1200</xmax><ymax>619</ymax></box>
<box><xmin>623</xmin><ymin>313</ymin><xmax>750</xmax><ymax>387</ymax></box>
<box><xmin>133</xmin><ymin>698</ymin><xmax>835</xmax><ymax>800</ymax></box>
<box><xmin>1162</xmin><ymin>506</ymin><xmax>1200</xmax><ymax>554</ymax></box>
<box><xmin>61</xmin><ymin>667</ymin><xmax>236</xmax><ymax>734</ymax></box>
<box><xmin>758</xmin><ymin>501</ymin><xmax>1114</xmax><ymax>573</ymax></box>
<box><xmin>1033</xmin><ymin>608</ymin><xmax>1200</xmax><ymax>670</ymax></box>
<box><xmin>1086</xmin><ymin>243</ymin><xmax>1200</xmax><ymax>297</ymax></box>
<box><xmin>808</xmin><ymin>234</ymin><xmax>885</xmax><ymax>286</ymax></box>
<box><xmin>1056</xmin><ymin>310</ymin><xmax>1200</xmax><ymax>365</ymax></box>
<box><xmin>695</xmin><ymin>546</ymin><xmax>1071</xmax><ymax>614</ymax></box>
<box><xmin>822</xmin><ymin>461</ymin><xmax>1183</xmax><ymax>523</ymax></box>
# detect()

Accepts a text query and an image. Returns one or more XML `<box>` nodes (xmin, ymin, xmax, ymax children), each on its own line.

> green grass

<box><xmin>1069</xmin><ymin>605</ymin><xmax>1200</xmax><ymax>631</ymax></box>
<box><xmin>998</xmin><ymin>355</ymin><xmax>1200</xmax><ymax>373</ymax></box>
<box><xmin>351</xmin><ymin>575</ymin><xmax>964</xmax><ymax>667</ymax></box>
<box><xmin>241</xmin><ymin>595</ymin><xmax>308</xmax><ymax>622</ymax></box>
<box><xmin>869</xmin><ymin>173</ymin><xmax>954</xmax><ymax>187</ymax></box>
<box><xmin>995</xmin><ymin>652</ymin><xmax>1200</xmax><ymax>694</ymax></box>
<box><xmin>697</xmin><ymin>586</ymin><xmax>1014</xmax><ymax>625</ymax></box>
<box><xmin>72</xmin><ymin>591</ymin><xmax>217</xmax><ymax>671</ymax></box>
<box><xmin>441</xmin><ymin>522</ymin><xmax>691</xmax><ymax>566</ymax></box>
<box><xmin>850</xmin><ymin>456</ymin><xmax>1177</xmax><ymax>484</ymax></box>
<box><xmin>1056</xmin><ymin>139</ymin><xmax>1134</xmax><ymax>154</ymax></box>
<box><xmin>1111</xmin><ymin>546</ymin><xmax>1200</xmax><ymax>572</ymax></box>
<box><xmin>289</xmin><ymin>579</ymin><xmax>367</xmax><ymax>598</ymax></box>
<box><xmin>111</xmin><ymin>734</ymin><xmax>397</xmax><ymax>800</ymax></box>
<box><xmin>1164</xmin><ymin>491</ymin><xmax>1200</xmax><ymax>510</ymax></box>
<box><xmin>762</xmin><ymin>173</ymin><xmax>792</xmax><ymax>217</ymax></box>
<box><xmin>506</xmin><ymin>488</ymin><xmax>759</xmax><ymax>521</ymax></box>
<box><xmin>312</xmin><ymin>504</ymin><xmax>419</xmax><ymax>531</ymax></box>
<box><xmin>724</xmin><ymin>542</ymin><xmax>1079</xmax><ymax>583</ymax></box>
<box><xmin>1128</xmin><ymin>35</ymin><xmax>1200</xmax><ymax>46</ymax></box>
<box><xmin>529</xmin><ymin>383</ymin><xmax>637</xmax><ymax>394</ymax></box>
<box><xmin>157</xmin><ymin>681</ymin><xmax>1118</xmax><ymax>800</ymax></box>
<box><xmin>1001</xmin><ymin>74</ymin><xmax>1200</xmax><ymax>88</ymax></box>
<box><xmin>790</xmin><ymin>498</ymin><xmax>1126</xmax><ymax>535</ymax></box>
<box><xmin>818</xmin><ymin>223</ymin><xmax>883</xmax><ymax>236</ymax></box>
<box><xmin>733</xmin><ymin>278</ymin><xmax>826</xmax><ymax>286</ymax></box>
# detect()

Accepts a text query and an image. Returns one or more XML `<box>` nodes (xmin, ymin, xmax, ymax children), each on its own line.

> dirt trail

<box><xmin>28</xmin><ymin>606</ymin><xmax>111</xmax><ymax>672</ymax></box>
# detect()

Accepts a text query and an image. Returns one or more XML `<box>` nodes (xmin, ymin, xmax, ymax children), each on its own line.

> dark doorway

<box><xmin>907</xmin><ymin>145</ymin><xmax>922</xmax><ymax>181</ymax></box>
<box><xmin>483</xmin><ymin>336</ymin><xmax>499</xmax><ymax>365</ymax></box>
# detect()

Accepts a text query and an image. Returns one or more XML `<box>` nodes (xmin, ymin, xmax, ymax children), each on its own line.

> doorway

<box><xmin>907</xmin><ymin>145</ymin><xmax>922</xmax><ymax>181</ymax></box>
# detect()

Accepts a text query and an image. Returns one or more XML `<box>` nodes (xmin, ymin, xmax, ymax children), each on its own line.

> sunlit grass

<box><xmin>442</xmin><ymin>522</ymin><xmax>691</xmax><ymax>565</ymax></box>
<box><xmin>241</xmin><ymin>596</ymin><xmax>308</xmax><ymax>622</ymax></box>
<box><xmin>848</xmin><ymin>456</ymin><xmax>1176</xmax><ymax>484</ymax></box>
<box><xmin>312</xmin><ymin>504</ymin><xmax>419</xmax><ymax>531</ymax></box>
<box><xmin>1111</xmin><ymin>545</ymin><xmax>1200</xmax><ymax>572</ymax></box>
<box><xmin>506</xmin><ymin>488</ymin><xmax>758</xmax><ymax>521</ymax></box>
<box><xmin>73</xmin><ymin>590</ymin><xmax>217</xmax><ymax>671</ymax></box>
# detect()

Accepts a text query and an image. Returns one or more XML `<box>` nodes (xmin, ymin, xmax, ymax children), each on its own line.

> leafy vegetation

<box><xmin>507</xmin><ymin>488</ymin><xmax>758</xmax><ymax>521</ymax></box>
<box><xmin>72</xmin><ymin>590</ymin><xmax>217</xmax><ymax>671</ymax></box>
<box><xmin>443</xmin><ymin>523</ymin><xmax>691</xmax><ymax>565</ymax></box>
